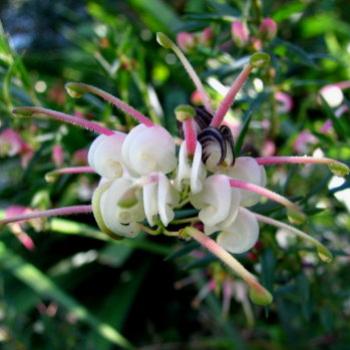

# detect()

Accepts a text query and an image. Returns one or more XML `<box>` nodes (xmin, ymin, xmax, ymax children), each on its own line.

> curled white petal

<box><xmin>143</xmin><ymin>181</ymin><xmax>158</xmax><ymax>227</ymax></box>
<box><xmin>191</xmin><ymin>175</ymin><xmax>239</xmax><ymax>227</ymax></box>
<box><xmin>122</xmin><ymin>124</ymin><xmax>177</xmax><ymax>176</ymax></box>
<box><xmin>175</xmin><ymin>141</ymin><xmax>206</xmax><ymax>194</ymax></box>
<box><xmin>227</xmin><ymin>157</ymin><xmax>266</xmax><ymax>207</ymax></box>
<box><xmin>217</xmin><ymin>207</ymin><xmax>259</xmax><ymax>254</ymax></box>
<box><xmin>100</xmin><ymin>178</ymin><xmax>144</xmax><ymax>237</ymax></box>
<box><xmin>143</xmin><ymin>173</ymin><xmax>179</xmax><ymax>227</ymax></box>
<box><xmin>88</xmin><ymin>132</ymin><xmax>126</xmax><ymax>179</ymax></box>
<box><xmin>204</xmin><ymin>188</ymin><xmax>241</xmax><ymax>235</ymax></box>
<box><xmin>158</xmin><ymin>173</ymin><xmax>179</xmax><ymax>226</ymax></box>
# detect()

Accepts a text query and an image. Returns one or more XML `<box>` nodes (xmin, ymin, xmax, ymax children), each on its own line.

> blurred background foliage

<box><xmin>0</xmin><ymin>0</ymin><xmax>349</xmax><ymax>349</ymax></box>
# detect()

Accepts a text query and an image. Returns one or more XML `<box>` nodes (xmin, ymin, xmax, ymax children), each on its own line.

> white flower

<box><xmin>88</xmin><ymin>132</ymin><xmax>126</xmax><ymax>179</ymax></box>
<box><xmin>143</xmin><ymin>173</ymin><xmax>179</xmax><ymax>227</ymax></box>
<box><xmin>216</xmin><ymin>208</ymin><xmax>259</xmax><ymax>254</ymax></box>
<box><xmin>226</xmin><ymin>157</ymin><xmax>266</xmax><ymax>207</ymax></box>
<box><xmin>175</xmin><ymin>141</ymin><xmax>206</xmax><ymax>194</ymax></box>
<box><xmin>190</xmin><ymin>175</ymin><xmax>241</xmax><ymax>227</ymax></box>
<box><xmin>121</xmin><ymin>124</ymin><xmax>177</xmax><ymax>176</ymax></box>
<box><xmin>95</xmin><ymin>178</ymin><xmax>144</xmax><ymax>238</ymax></box>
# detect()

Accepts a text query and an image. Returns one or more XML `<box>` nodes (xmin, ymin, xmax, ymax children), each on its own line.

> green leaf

<box><xmin>0</xmin><ymin>241</ymin><xmax>133</xmax><ymax>349</ymax></box>
<box><xmin>274</xmin><ymin>39</ymin><xmax>316</xmax><ymax>67</ymax></box>
<box><xmin>49</xmin><ymin>218</ymin><xmax>171</xmax><ymax>256</ymax></box>
<box><xmin>127</xmin><ymin>0</ymin><xmax>182</xmax><ymax>32</ymax></box>
<box><xmin>320</xmin><ymin>96</ymin><xmax>350</xmax><ymax>140</ymax></box>
<box><xmin>165</xmin><ymin>241</ymin><xmax>199</xmax><ymax>261</ymax></box>
<box><xmin>272</xmin><ymin>1</ymin><xmax>306</xmax><ymax>22</ymax></box>
<box><xmin>87</xmin><ymin>263</ymin><xmax>149</xmax><ymax>350</ymax></box>
<box><xmin>235</xmin><ymin>92</ymin><xmax>268</xmax><ymax>155</ymax></box>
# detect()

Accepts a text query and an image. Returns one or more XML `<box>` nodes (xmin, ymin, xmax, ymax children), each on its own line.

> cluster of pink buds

<box><xmin>0</xmin><ymin>128</ymin><xmax>34</xmax><ymax>167</ymax></box>
<box><xmin>176</xmin><ymin>27</ymin><xmax>213</xmax><ymax>52</ymax></box>
<box><xmin>231</xmin><ymin>18</ymin><xmax>277</xmax><ymax>50</ymax></box>
<box><xmin>1</xmin><ymin>32</ymin><xmax>349</xmax><ymax>307</ymax></box>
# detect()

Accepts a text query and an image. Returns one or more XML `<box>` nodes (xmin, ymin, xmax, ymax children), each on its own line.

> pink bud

<box><xmin>5</xmin><ymin>205</ymin><xmax>29</xmax><ymax>218</ymax></box>
<box><xmin>259</xmin><ymin>18</ymin><xmax>277</xmax><ymax>40</ymax></box>
<box><xmin>320</xmin><ymin>120</ymin><xmax>333</xmax><ymax>134</ymax></box>
<box><xmin>231</xmin><ymin>21</ymin><xmax>250</xmax><ymax>47</ymax></box>
<box><xmin>18</xmin><ymin>232</ymin><xmax>35</xmax><ymax>251</ymax></box>
<box><xmin>275</xmin><ymin>91</ymin><xmax>293</xmax><ymax>113</ymax></box>
<box><xmin>293</xmin><ymin>130</ymin><xmax>317</xmax><ymax>154</ymax></box>
<box><xmin>72</xmin><ymin>148</ymin><xmax>88</xmax><ymax>165</ymax></box>
<box><xmin>251</xmin><ymin>37</ymin><xmax>262</xmax><ymax>51</ymax></box>
<box><xmin>176</xmin><ymin>32</ymin><xmax>196</xmax><ymax>52</ymax></box>
<box><xmin>262</xmin><ymin>140</ymin><xmax>276</xmax><ymax>156</ymax></box>
<box><xmin>199</xmin><ymin>27</ymin><xmax>213</xmax><ymax>46</ymax></box>
<box><xmin>0</xmin><ymin>129</ymin><xmax>23</xmax><ymax>156</ymax></box>
<box><xmin>52</xmin><ymin>144</ymin><xmax>64</xmax><ymax>167</ymax></box>
<box><xmin>190</xmin><ymin>90</ymin><xmax>203</xmax><ymax>105</ymax></box>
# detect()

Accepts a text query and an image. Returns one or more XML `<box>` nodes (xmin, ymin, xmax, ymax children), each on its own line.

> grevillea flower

<box><xmin>1</xmin><ymin>32</ymin><xmax>349</xmax><ymax>307</ymax></box>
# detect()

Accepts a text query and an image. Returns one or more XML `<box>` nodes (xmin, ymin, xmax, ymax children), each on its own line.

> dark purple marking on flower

<box><xmin>195</xmin><ymin>107</ymin><xmax>235</xmax><ymax>167</ymax></box>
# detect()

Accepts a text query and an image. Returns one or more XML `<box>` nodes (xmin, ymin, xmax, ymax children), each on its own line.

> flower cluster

<box><xmin>1</xmin><ymin>33</ymin><xmax>349</xmax><ymax>306</ymax></box>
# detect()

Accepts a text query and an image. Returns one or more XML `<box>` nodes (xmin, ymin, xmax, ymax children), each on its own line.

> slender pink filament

<box><xmin>211</xmin><ymin>65</ymin><xmax>253</xmax><ymax>127</ymax></box>
<box><xmin>186</xmin><ymin>227</ymin><xmax>265</xmax><ymax>293</ymax></box>
<box><xmin>255</xmin><ymin>156</ymin><xmax>335</xmax><ymax>166</ymax></box>
<box><xmin>71</xmin><ymin>83</ymin><xmax>154</xmax><ymax>127</ymax></box>
<box><xmin>13</xmin><ymin>107</ymin><xmax>114</xmax><ymax>135</ymax></box>
<box><xmin>0</xmin><ymin>205</ymin><xmax>92</xmax><ymax>225</ymax></box>
<box><xmin>183</xmin><ymin>119</ymin><xmax>197</xmax><ymax>155</ymax></box>
<box><xmin>229</xmin><ymin>178</ymin><xmax>300</xmax><ymax>212</ymax></box>
<box><xmin>333</xmin><ymin>81</ymin><xmax>350</xmax><ymax>90</ymax></box>
<box><xmin>52</xmin><ymin>166</ymin><xmax>95</xmax><ymax>175</ymax></box>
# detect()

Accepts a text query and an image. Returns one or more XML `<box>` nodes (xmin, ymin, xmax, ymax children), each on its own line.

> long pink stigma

<box><xmin>183</xmin><ymin>119</ymin><xmax>197</xmax><ymax>156</ymax></box>
<box><xmin>45</xmin><ymin>166</ymin><xmax>95</xmax><ymax>183</ymax></box>
<box><xmin>228</xmin><ymin>178</ymin><xmax>304</xmax><ymax>220</ymax></box>
<box><xmin>256</xmin><ymin>156</ymin><xmax>339</xmax><ymax>166</ymax></box>
<box><xmin>52</xmin><ymin>166</ymin><xmax>94</xmax><ymax>175</ymax></box>
<box><xmin>0</xmin><ymin>205</ymin><xmax>92</xmax><ymax>226</ymax></box>
<box><xmin>65</xmin><ymin>83</ymin><xmax>154</xmax><ymax>127</ymax></box>
<box><xmin>255</xmin><ymin>156</ymin><xmax>349</xmax><ymax>177</ymax></box>
<box><xmin>211</xmin><ymin>65</ymin><xmax>253</xmax><ymax>127</ymax></box>
<box><xmin>12</xmin><ymin>107</ymin><xmax>114</xmax><ymax>135</ymax></box>
<box><xmin>185</xmin><ymin>227</ymin><xmax>273</xmax><ymax>305</ymax></box>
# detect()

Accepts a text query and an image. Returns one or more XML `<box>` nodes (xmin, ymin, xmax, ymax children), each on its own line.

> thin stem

<box><xmin>253</xmin><ymin>212</ymin><xmax>333</xmax><ymax>262</ymax></box>
<box><xmin>0</xmin><ymin>205</ymin><xmax>92</xmax><ymax>225</ymax></box>
<box><xmin>183</xmin><ymin>119</ymin><xmax>197</xmax><ymax>156</ymax></box>
<box><xmin>45</xmin><ymin>166</ymin><xmax>95</xmax><ymax>183</ymax></box>
<box><xmin>211</xmin><ymin>65</ymin><xmax>253</xmax><ymax>127</ymax></box>
<box><xmin>12</xmin><ymin>107</ymin><xmax>114</xmax><ymax>135</ymax></box>
<box><xmin>52</xmin><ymin>166</ymin><xmax>94</xmax><ymax>174</ymax></box>
<box><xmin>255</xmin><ymin>156</ymin><xmax>349</xmax><ymax>177</ymax></box>
<box><xmin>256</xmin><ymin>156</ymin><xmax>336</xmax><ymax>166</ymax></box>
<box><xmin>228</xmin><ymin>178</ymin><xmax>303</xmax><ymax>217</ymax></box>
<box><xmin>334</xmin><ymin>81</ymin><xmax>350</xmax><ymax>90</ymax></box>
<box><xmin>185</xmin><ymin>226</ymin><xmax>272</xmax><ymax>305</ymax></box>
<box><xmin>66</xmin><ymin>83</ymin><xmax>154</xmax><ymax>127</ymax></box>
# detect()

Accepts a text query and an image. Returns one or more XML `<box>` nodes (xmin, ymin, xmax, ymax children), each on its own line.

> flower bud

<box><xmin>231</xmin><ymin>21</ymin><xmax>250</xmax><ymax>47</ymax></box>
<box><xmin>198</xmin><ymin>27</ymin><xmax>213</xmax><ymax>46</ymax></box>
<box><xmin>176</xmin><ymin>32</ymin><xmax>196</xmax><ymax>52</ymax></box>
<box><xmin>259</xmin><ymin>18</ymin><xmax>277</xmax><ymax>41</ymax></box>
